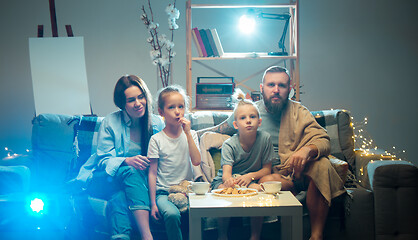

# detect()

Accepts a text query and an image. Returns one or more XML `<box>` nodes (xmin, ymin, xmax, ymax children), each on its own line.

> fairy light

<box><xmin>351</xmin><ymin>116</ymin><xmax>407</xmax><ymax>160</ymax></box>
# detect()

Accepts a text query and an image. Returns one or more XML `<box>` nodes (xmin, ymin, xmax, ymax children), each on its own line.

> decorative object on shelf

<box><xmin>141</xmin><ymin>0</ymin><xmax>180</xmax><ymax>88</ymax></box>
<box><xmin>195</xmin><ymin>77</ymin><xmax>234</xmax><ymax>110</ymax></box>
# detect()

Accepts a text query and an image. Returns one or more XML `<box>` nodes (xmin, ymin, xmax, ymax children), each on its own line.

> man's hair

<box><xmin>262</xmin><ymin>66</ymin><xmax>291</xmax><ymax>85</ymax></box>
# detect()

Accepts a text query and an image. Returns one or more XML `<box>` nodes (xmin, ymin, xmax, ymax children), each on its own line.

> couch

<box><xmin>3</xmin><ymin>108</ymin><xmax>416</xmax><ymax>239</ymax></box>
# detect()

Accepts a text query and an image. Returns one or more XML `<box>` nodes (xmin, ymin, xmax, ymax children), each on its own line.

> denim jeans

<box><xmin>88</xmin><ymin>166</ymin><xmax>150</xmax><ymax>239</ymax></box>
<box><xmin>156</xmin><ymin>191</ymin><xmax>182</xmax><ymax>240</ymax></box>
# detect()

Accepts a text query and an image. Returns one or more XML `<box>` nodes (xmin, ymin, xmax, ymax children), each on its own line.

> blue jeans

<box><xmin>156</xmin><ymin>191</ymin><xmax>182</xmax><ymax>240</ymax></box>
<box><xmin>88</xmin><ymin>166</ymin><xmax>150</xmax><ymax>239</ymax></box>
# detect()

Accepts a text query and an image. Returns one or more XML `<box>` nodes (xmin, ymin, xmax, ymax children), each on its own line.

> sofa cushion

<box><xmin>32</xmin><ymin>114</ymin><xmax>78</xmax><ymax>191</ymax></box>
<box><xmin>186</xmin><ymin>111</ymin><xmax>231</xmax><ymax>131</ymax></box>
<box><xmin>311</xmin><ymin>110</ymin><xmax>355</xmax><ymax>172</ymax></box>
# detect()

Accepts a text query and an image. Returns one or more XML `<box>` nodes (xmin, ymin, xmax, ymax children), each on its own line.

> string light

<box><xmin>351</xmin><ymin>116</ymin><xmax>407</xmax><ymax>160</ymax></box>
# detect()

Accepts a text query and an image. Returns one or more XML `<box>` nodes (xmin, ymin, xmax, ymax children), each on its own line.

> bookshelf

<box><xmin>185</xmin><ymin>0</ymin><xmax>300</xmax><ymax>106</ymax></box>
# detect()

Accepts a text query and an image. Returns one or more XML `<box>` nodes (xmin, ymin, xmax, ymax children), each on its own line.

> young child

<box><xmin>211</xmin><ymin>89</ymin><xmax>275</xmax><ymax>240</ymax></box>
<box><xmin>148</xmin><ymin>85</ymin><xmax>201</xmax><ymax>240</ymax></box>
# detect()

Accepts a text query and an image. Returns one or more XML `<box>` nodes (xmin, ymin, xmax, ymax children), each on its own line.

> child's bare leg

<box><xmin>250</xmin><ymin>216</ymin><xmax>263</xmax><ymax>240</ymax></box>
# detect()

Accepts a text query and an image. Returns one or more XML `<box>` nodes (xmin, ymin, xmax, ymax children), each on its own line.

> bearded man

<box><xmin>198</xmin><ymin>66</ymin><xmax>346</xmax><ymax>240</ymax></box>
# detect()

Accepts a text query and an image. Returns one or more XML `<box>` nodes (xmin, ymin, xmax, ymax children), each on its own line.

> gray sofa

<box><xmin>2</xmin><ymin>109</ymin><xmax>417</xmax><ymax>239</ymax></box>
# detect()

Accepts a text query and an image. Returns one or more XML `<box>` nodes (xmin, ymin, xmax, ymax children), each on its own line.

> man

<box><xmin>198</xmin><ymin>66</ymin><xmax>345</xmax><ymax>240</ymax></box>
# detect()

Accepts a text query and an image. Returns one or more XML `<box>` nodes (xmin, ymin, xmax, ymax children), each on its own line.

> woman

<box><xmin>76</xmin><ymin>75</ymin><xmax>164</xmax><ymax>240</ymax></box>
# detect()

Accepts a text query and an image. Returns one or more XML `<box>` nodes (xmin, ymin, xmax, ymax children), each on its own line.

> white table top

<box><xmin>189</xmin><ymin>191</ymin><xmax>302</xmax><ymax>211</ymax></box>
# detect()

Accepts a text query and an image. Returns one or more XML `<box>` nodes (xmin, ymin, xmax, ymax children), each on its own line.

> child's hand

<box><xmin>235</xmin><ymin>174</ymin><xmax>253</xmax><ymax>187</ymax></box>
<box><xmin>151</xmin><ymin>204</ymin><xmax>161</xmax><ymax>221</ymax></box>
<box><xmin>179</xmin><ymin>117</ymin><xmax>191</xmax><ymax>133</ymax></box>
<box><xmin>223</xmin><ymin>177</ymin><xmax>236</xmax><ymax>188</ymax></box>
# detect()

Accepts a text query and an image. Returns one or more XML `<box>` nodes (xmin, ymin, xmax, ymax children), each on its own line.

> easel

<box><xmin>33</xmin><ymin>0</ymin><xmax>94</xmax><ymax>116</ymax></box>
<box><xmin>37</xmin><ymin>0</ymin><xmax>74</xmax><ymax>38</ymax></box>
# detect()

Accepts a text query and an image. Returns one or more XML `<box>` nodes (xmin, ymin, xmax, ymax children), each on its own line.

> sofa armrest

<box><xmin>345</xmin><ymin>186</ymin><xmax>375</xmax><ymax>240</ymax></box>
<box><xmin>367</xmin><ymin>160</ymin><xmax>418</xmax><ymax>239</ymax></box>
<box><xmin>354</xmin><ymin>149</ymin><xmax>398</xmax><ymax>189</ymax></box>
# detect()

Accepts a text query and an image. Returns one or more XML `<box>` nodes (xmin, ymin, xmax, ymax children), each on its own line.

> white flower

<box><xmin>170</xmin><ymin>51</ymin><xmax>176</xmax><ymax>57</ymax></box>
<box><xmin>158</xmin><ymin>34</ymin><xmax>167</xmax><ymax>43</ymax></box>
<box><xmin>150</xmin><ymin>50</ymin><xmax>161</xmax><ymax>60</ymax></box>
<box><xmin>140</xmin><ymin>13</ymin><xmax>147</xmax><ymax>20</ymax></box>
<box><xmin>152</xmin><ymin>59</ymin><xmax>159</xmax><ymax>66</ymax></box>
<box><xmin>168</xmin><ymin>18</ymin><xmax>179</xmax><ymax>30</ymax></box>
<box><xmin>165</xmin><ymin>4</ymin><xmax>180</xmax><ymax>19</ymax></box>
<box><xmin>159</xmin><ymin>56</ymin><xmax>170</xmax><ymax>67</ymax></box>
<box><xmin>148</xmin><ymin>22</ymin><xmax>159</xmax><ymax>30</ymax></box>
<box><xmin>146</xmin><ymin>37</ymin><xmax>153</xmax><ymax>43</ymax></box>
<box><xmin>165</xmin><ymin>40</ymin><xmax>174</xmax><ymax>50</ymax></box>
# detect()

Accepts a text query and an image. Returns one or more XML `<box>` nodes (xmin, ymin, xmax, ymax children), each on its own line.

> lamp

<box><xmin>239</xmin><ymin>9</ymin><xmax>290</xmax><ymax>56</ymax></box>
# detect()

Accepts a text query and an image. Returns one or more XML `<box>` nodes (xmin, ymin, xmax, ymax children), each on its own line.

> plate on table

<box><xmin>212</xmin><ymin>187</ymin><xmax>258</xmax><ymax>197</ymax></box>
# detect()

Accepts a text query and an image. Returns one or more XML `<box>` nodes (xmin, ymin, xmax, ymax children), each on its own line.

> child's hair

<box><xmin>157</xmin><ymin>85</ymin><xmax>190</xmax><ymax>112</ymax></box>
<box><xmin>232</xmin><ymin>88</ymin><xmax>260</xmax><ymax>120</ymax></box>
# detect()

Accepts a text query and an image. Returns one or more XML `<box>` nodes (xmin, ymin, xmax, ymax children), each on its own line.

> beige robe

<box><xmin>275</xmin><ymin>100</ymin><xmax>346</xmax><ymax>205</ymax></box>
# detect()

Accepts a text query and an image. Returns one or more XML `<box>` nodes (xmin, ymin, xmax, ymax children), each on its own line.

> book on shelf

<box><xmin>205</xmin><ymin>29</ymin><xmax>219</xmax><ymax>57</ymax></box>
<box><xmin>210</xmin><ymin>28</ymin><xmax>224</xmax><ymax>57</ymax></box>
<box><xmin>191</xmin><ymin>28</ymin><xmax>203</xmax><ymax>57</ymax></box>
<box><xmin>199</xmin><ymin>28</ymin><xmax>214</xmax><ymax>57</ymax></box>
<box><xmin>192</xmin><ymin>27</ymin><xmax>207</xmax><ymax>57</ymax></box>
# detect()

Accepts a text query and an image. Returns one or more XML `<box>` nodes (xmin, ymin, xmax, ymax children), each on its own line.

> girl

<box><xmin>148</xmin><ymin>85</ymin><xmax>201</xmax><ymax>240</ymax></box>
<box><xmin>211</xmin><ymin>89</ymin><xmax>275</xmax><ymax>240</ymax></box>
<box><xmin>76</xmin><ymin>75</ymin><xmax>164</xmax><ymax>240</ymax></box>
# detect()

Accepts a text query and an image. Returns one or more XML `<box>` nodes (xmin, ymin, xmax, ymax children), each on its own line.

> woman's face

<box><xmin>124</xmin><ymin>86</ymin><xmax>147</xmax><ymax>119</ymax></box>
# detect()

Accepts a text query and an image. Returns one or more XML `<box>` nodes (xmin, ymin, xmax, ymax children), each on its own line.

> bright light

<box><xmin>30</xmin><ymin>198</ymin><xmax>44</xmax><ymax>213</ymax></box>
<box><xmin>239</xmin><ymin>15</ymin><xmax>256</xmax><ymax>34</ymax></box>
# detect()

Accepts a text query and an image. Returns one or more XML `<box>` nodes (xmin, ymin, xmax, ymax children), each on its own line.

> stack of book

<box><xmin>192</xmin><ymin>28</ymin><xmax>224</xmax><ymax>57</ymax></box>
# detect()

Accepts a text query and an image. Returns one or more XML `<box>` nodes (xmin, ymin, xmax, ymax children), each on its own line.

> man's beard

<box><xmin>262</xmin><ymin>92</ymin><xmax>289</xmax><ymax>115</ymax></box>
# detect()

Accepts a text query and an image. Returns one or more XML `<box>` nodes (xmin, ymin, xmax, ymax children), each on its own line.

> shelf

<box><xmin>191</xmin><ymin>4</ymin><xmax>296</xmax><ymax>9</ymax></box>
<box><xmin>186</xmin><ymin>0</ymin><xmax>300</xmax><ymax>105</ymax></box>
<box><xmin>192</xmin><ymin>52</ymin><xmax>297</xmax><ymax>61</ymax></box>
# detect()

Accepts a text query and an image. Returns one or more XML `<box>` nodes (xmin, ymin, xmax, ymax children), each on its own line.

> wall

<box><xmin>0</xmin><ymin>0</ymin><xmax>417</xmax><ymax>165</ymax></box>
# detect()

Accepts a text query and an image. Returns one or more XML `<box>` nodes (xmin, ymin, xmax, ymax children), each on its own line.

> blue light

<box><xmin>30</xmin><ymin>198</ymin><xmax>44</xmax><ymax>213</ymax></box>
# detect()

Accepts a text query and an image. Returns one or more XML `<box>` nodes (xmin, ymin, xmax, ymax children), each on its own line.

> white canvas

<box><xmin>29</xmin><ymin>37</ymin><xmax>91</xmax><ymax>115</ymax></box>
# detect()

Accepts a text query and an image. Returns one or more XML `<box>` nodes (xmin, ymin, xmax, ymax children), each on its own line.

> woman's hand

<box><xmin>235</xmin><ymin>174</ymin><xmax>253</xmax><ymax>187</ymax></box>
<box><xmin>179</xmin><ymin>117</ymin><xmax>191</xmax><ymax>133</ymax></box>
<box><xmin>124</xmin><ymin>155</ymin><xmax>150</xmax><ymax>170</ymax></box>
<box><xmin>150</xmin><ymin>204</ymin><xmax>160</xmax><ymax>221</ymax></box>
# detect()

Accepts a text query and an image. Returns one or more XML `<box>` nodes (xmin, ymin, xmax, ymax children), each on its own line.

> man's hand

<box><xmin>286</xmin><ymin>145</ymin><xmax>318</xmax><ymax>178</ymax></box>
<box><xmin>124</xmin><ymin>155</ymin><xmax>150</xmax><ymax>170</ymax></box>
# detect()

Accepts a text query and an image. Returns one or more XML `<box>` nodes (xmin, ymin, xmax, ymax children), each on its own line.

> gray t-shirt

<box><xmin>211</xmin><ymin>130</ymin><xmax>275</xmax><ymax>188</ymax></box>
<box><xmin>227</xmin><ymin>100</ymin><xmax>281</xmax><ymax>159</ymax></box>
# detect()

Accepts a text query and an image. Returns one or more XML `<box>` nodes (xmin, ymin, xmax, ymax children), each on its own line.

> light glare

<box><xmin>239</xmin><ymin>15</ymin><xmax>255</xmax><ymax>34</ymax></box>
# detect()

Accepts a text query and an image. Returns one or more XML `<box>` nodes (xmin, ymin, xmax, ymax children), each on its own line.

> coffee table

<box><xmin>189</xmin><ymin>191</ymin><xmax>302</xmax><ymax>240</ymax></box>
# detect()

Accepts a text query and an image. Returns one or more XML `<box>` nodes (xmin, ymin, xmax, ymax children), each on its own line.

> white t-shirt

<box><xmin>148</xmin><ymin>130</ymin><xmax>200</xmax><ymax>191</ymax></box>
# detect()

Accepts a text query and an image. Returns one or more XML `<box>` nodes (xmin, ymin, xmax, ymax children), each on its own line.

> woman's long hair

<box><xmin>113</xmin><ymin>75</ymin><xmax>153</xmax><ymax>155</ymax></box>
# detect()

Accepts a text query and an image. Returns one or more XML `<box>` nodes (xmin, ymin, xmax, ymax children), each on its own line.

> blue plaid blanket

<box><xmin>70</xmin><ymin>116</ymin><xmax>103</xmax><ymax>179</ymax></box>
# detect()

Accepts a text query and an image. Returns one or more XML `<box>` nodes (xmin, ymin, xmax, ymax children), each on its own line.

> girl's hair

<box><xmin>232</xmin><ymin>88</ymin><xmax>260</xmax><ymax>120</ymax></box>
<box><xmin>157</xmin><ymin>85</ymin><xmax>190</xmax><ymax>112</ymax></box>
<box><xmin>113</xmin><ymin>75</ymin><xmax>153</xmax><ymax>155</ymax></box>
